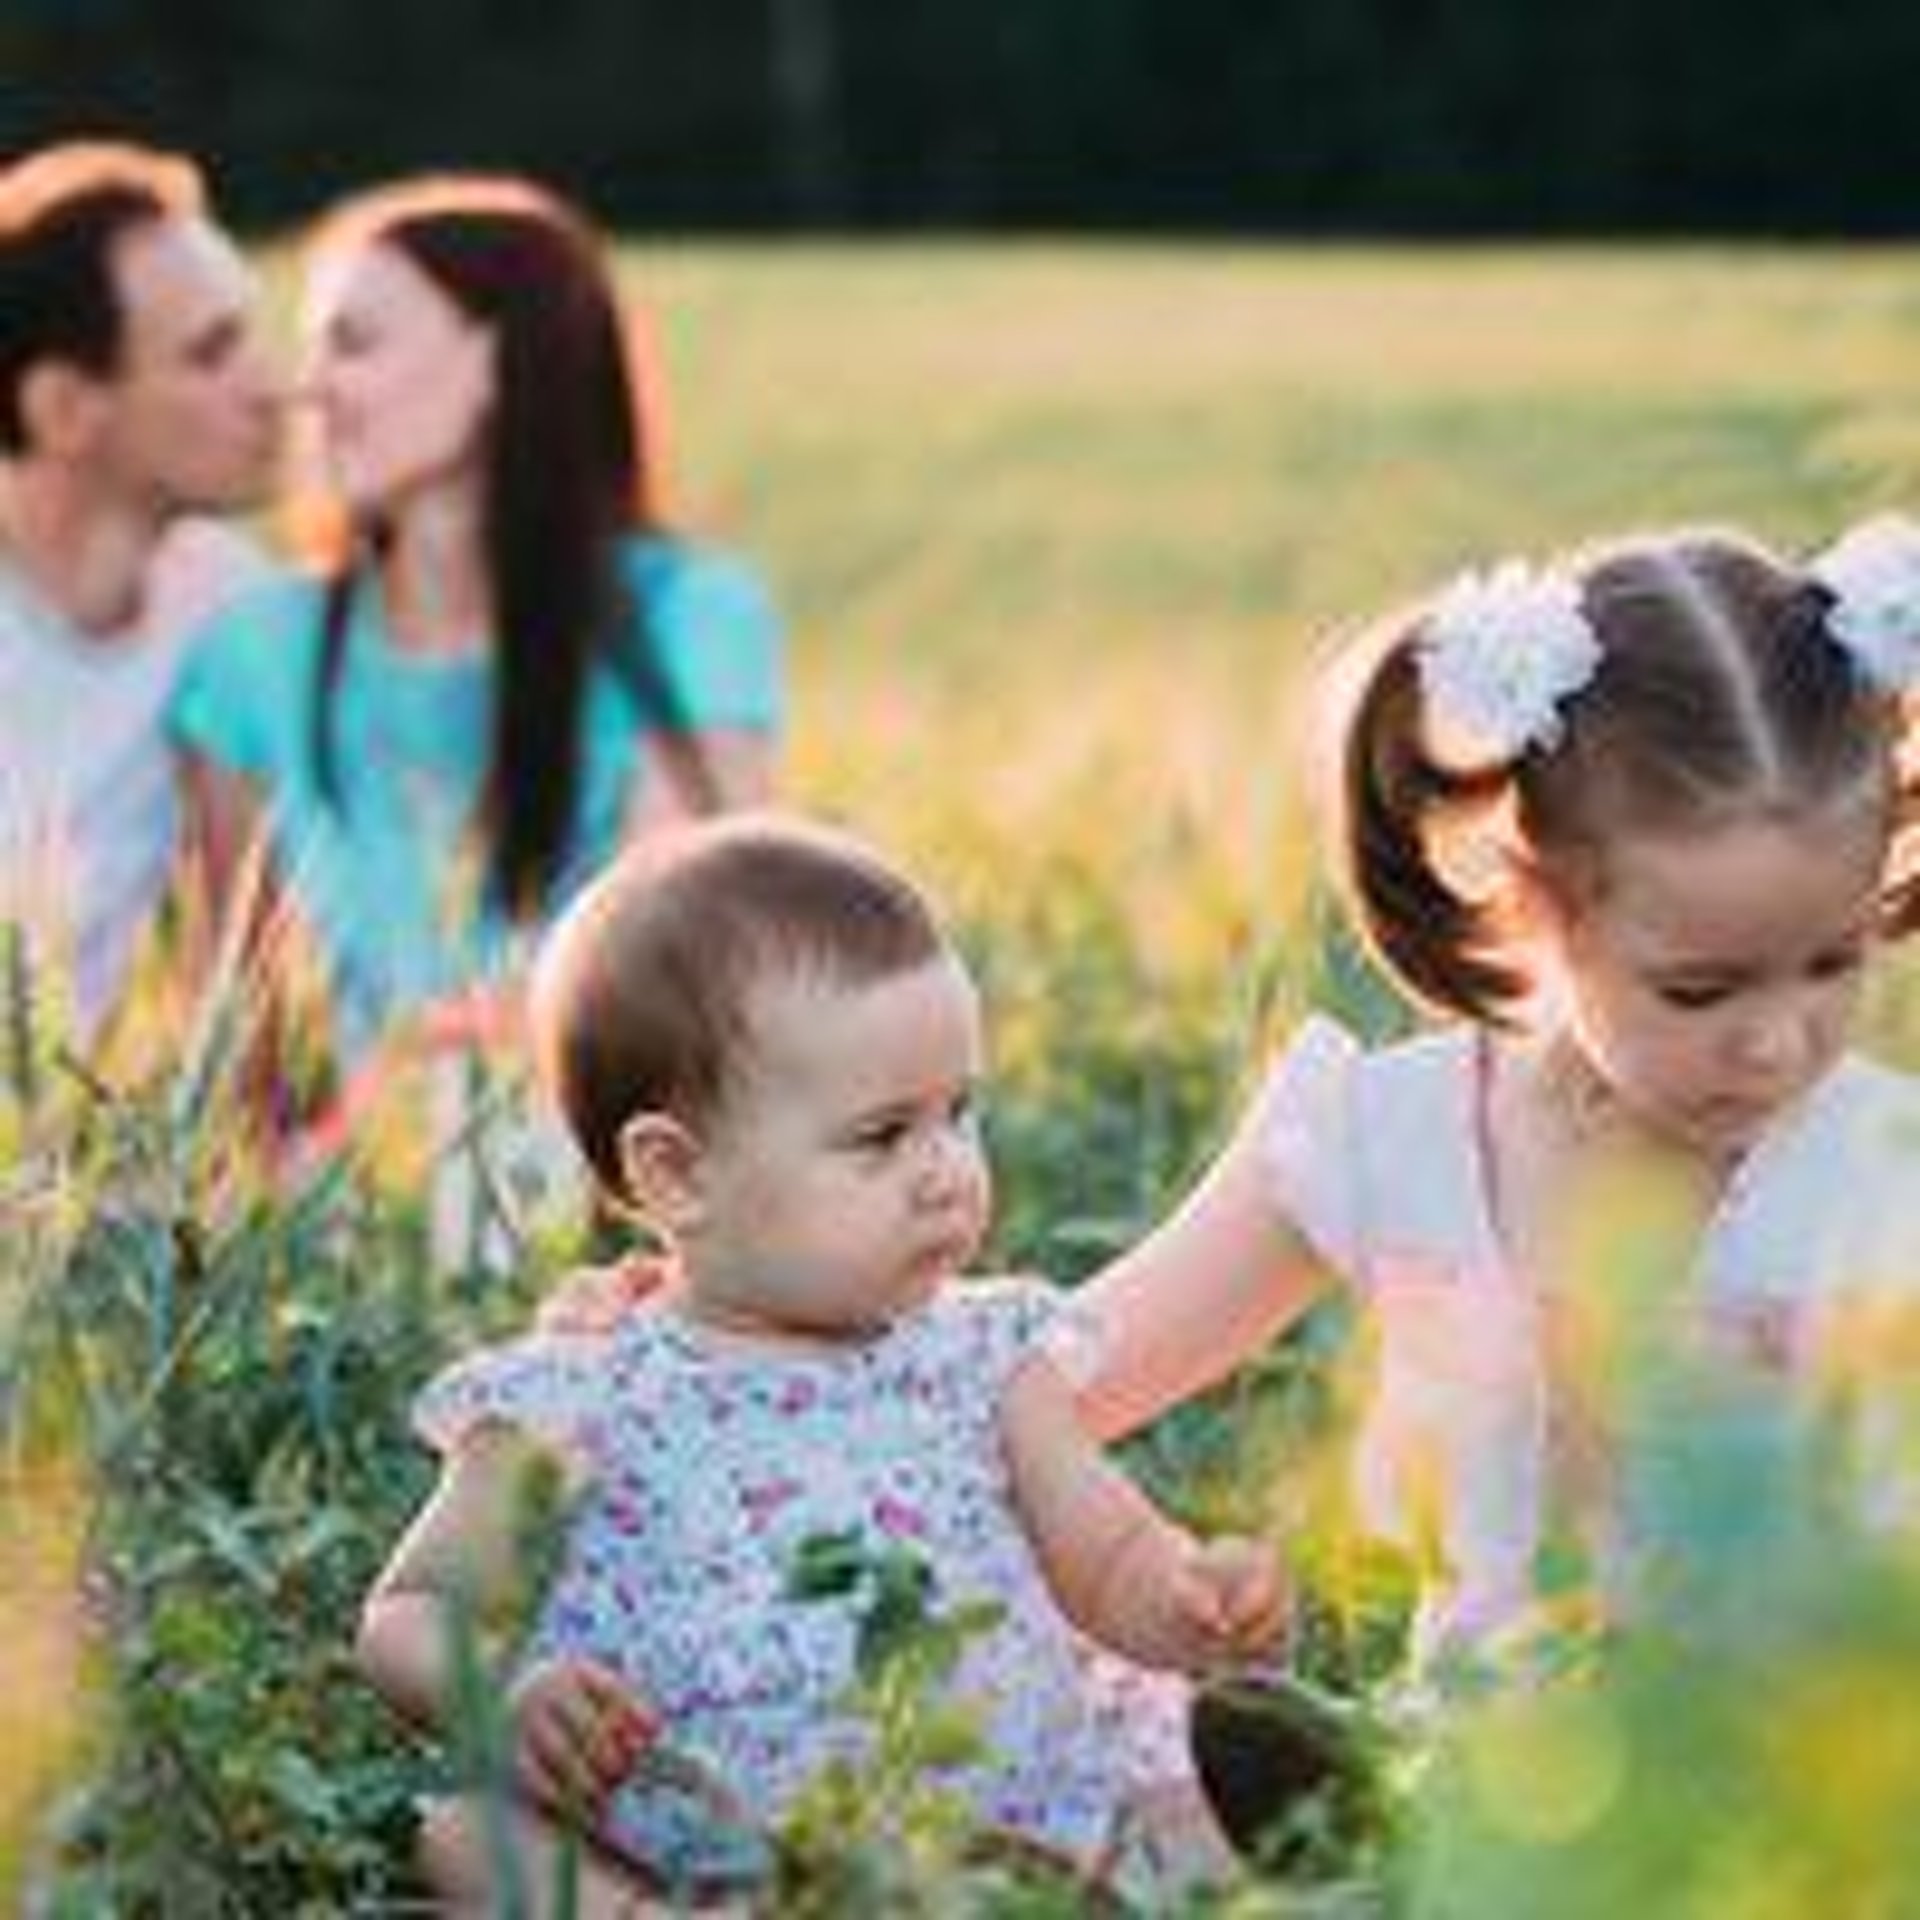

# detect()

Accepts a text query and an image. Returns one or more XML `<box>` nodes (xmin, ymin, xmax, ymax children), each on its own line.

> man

<box><xmin>0</xmin><ymin>140</ymin><xmax>282</xmax><ymax>1041</ymax></box>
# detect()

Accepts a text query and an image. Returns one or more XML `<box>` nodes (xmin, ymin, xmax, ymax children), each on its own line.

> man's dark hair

<box><xmin>0</xmin><ymin>141</ymin><xmax>205</xmax><ymax>453</ymax></box>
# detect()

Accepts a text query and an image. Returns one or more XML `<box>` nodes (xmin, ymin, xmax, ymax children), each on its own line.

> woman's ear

<box><xmin>615</xmin><ymin>1113</ymin><xmax>706</xmax><ymax>1232</ymax></box>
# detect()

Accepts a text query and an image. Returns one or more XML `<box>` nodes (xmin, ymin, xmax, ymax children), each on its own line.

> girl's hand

<box><xmin>534</xmin><ymin>1252</ymin><xmax>671</xmax><ymax>1336</ymax></box>
<box><xmin>1164</xmin><ymin>1536</ymin><xmax>1290</xmax><ymax>1668</ymax></box>
<box><xmin>508</xmin><ymin>1655</ymin><xmax>658</xmax><ymax>1818</ymax></box>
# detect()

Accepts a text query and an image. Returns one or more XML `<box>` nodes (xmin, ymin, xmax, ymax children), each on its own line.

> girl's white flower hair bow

<box><xmin>1415</xmin><ymin>558</ymin><xmax>1603</xmax><ymax>761</ymax></box>
<box><xmin>1810</xmin><ymin>515</ymin><xmax>1920</xmax><ymax>692</ymax></box>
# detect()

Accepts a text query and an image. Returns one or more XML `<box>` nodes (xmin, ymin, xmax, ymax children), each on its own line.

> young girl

<box><xmin>1066</xmin><ymin>517</ymin><xmax>1920</xmax><ymax>1661</ymax></box>
<box><xmin>357</xmin><ymin>816</ymin><xmax>1285</xmax><ymax>1913</ymax></box>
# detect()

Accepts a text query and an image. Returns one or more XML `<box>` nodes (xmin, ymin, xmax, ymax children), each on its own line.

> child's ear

<box><xmin>615</xmin><ymin>1113</ymin><xmax>707</xmax><ymax>1231</ymax></box>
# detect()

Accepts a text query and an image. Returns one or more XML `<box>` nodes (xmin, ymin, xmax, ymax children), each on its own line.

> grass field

<box><xmin>7</xmin><ymin>242</ymin><xmax>1920</xmax><ymax>1913</ymax></box>
<box><xmin>643</xmin><ymin>239</ymin><xmax>1920</xmax><ymax>967</ymax></box>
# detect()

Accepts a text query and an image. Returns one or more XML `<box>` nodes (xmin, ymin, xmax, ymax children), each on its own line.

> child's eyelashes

<box><xmin>1654</xmin><ymin>979</ymin><xmax>1736</xmax><ymax>1011</ymax></box>
<box><xmin>1807</xmin><ymin>943</ymin><xmax>1866</xmax><ymax>982</ymax></box>
<box><xmin>845</xmin><ymin>1118</ymin><xmax>912</xmax><ymax>1155</ymax></box>
<box><xmin>1651</xmin><ymin>945</ymin><xmax>1867</xmax><ymax>1011</ymax></box>
<box><xmin>842</xmin><ymin>1090</ymin><xmax>984</xmax><ymax>1157</ymax></box>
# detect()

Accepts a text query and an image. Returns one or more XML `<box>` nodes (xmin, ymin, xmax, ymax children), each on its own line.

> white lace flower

<box><xmin>1810</xmin><ymin>515</ymin><xmax>1920</xmax><ymax>691</ymax></box>
<box><xmin>1416</xmin><ymin>559</ymin><xmax>1603</xmax><ymax>760</ymax></box>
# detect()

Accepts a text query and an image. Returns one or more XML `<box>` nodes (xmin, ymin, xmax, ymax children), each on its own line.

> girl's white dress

<box><xmin>1248</xmin><ymin>1017</ymin><xmax>1920</xmax><ymax>1655</ymax></box>
<box><xmin>416</xmin><ymin>1277</ymin><xmax>1193</xmax><ymax>1884</ymax></box>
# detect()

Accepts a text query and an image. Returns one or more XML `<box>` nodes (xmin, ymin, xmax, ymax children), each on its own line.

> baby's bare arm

<box><xmin>1002</xmin><ymin>1354</ymin><xmax>1287</xmax><ymax>1671</ymax></box>
<box><xmin>357</xmin><ymin>1426</ymin><xmax>657</xmax><ymax>1815</ymax></box>
<box><xmin>356</xmin><ymin>1424</ymin><xmax>559</xmax><ymax>1729</ymax></box>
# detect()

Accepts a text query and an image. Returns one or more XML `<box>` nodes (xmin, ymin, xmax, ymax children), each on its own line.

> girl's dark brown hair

<box><xmin>305</xmin><ymin>175</ymin><xmax>711</xmax><ymax>919</ymax></box>
<box><xmin>531</xmin><ymin>815</ymin><xmax>948</xmax><ymax>1204</ymax></box>
<box><xmin>1342</xmin><ymin>528</ymin><xmax>1915</xmax><ymax>1024</ymax></box>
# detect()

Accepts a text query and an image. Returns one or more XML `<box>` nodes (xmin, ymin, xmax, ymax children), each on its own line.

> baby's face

<box><xmin>679</xmin><ymin>954</ymin><xmax>992</xmax><ymax>1341</ymax></box>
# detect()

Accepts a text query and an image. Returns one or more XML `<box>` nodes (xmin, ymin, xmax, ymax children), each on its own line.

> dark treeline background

<box><xmin>7</xmin><ymin>0</ymin><xmax>1920</xmax><ymax>234</ymax></box>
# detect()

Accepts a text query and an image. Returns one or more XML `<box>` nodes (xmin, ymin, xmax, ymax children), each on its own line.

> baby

<box><xmin>356</xmin><ymin>814</ymin><xmax>1285</xmax><ymax>1911</ymax></box>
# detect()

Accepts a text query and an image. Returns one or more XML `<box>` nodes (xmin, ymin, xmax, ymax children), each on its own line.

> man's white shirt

<box><xmin>0</xmin><ymin>518</ymin><xmax>268</xmax><ymax>1037</ymax></box>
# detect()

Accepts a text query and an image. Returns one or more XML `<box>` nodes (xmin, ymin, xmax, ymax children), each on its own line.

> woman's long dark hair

<box><xmin>308</xmin><ymin>176</ymin><xmax>709</xmax><ymax>920</ymax></box>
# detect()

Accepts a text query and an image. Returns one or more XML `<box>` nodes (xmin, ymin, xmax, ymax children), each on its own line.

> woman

<box><xmin>172</xmin><ymin>175</ymin><xmax>782</xmax><ymax>1095</ymax></box>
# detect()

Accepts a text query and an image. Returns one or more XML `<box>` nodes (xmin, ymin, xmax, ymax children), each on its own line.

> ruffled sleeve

<box><xmin>1707</xmin><ymin>1055</ymin><xmax>1920</xmax><ymax>1303</ymax></box>
<box><xmin>954</xmin><ymin>1276</ymin><xmax>1072</xmax><ymax>1393</ymax></box>
<box><xmin>1838</xmin><ymin>1063</ymin><xmax>1920</xmax><ymax>1290</ymax></box>
<box><xmin>1250</xmin><ymin>1014</ymin><xmax>1366</xmax><ymax>1280</ymax></box>
<box><xmin>412</xmin><ymin>1332</ymin><xmax>616</xmax><ymax>1479</ymax></box>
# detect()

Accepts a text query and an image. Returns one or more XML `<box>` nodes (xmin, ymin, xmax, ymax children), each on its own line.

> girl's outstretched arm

<box><xmin>1069</xmin><ymin>1098</ymin><xmax>1328</xmax><ymax>1443</ymax></box>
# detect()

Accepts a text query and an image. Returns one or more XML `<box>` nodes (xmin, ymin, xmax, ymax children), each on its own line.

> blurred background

<box><xmin>8</xmin><ymin>0</ymin><xmax>1920</xmax><ymax>235</ymax></box>
<box><xmin>10</xmin><ymin>10</ymin><xmax>1920</xmax><ymax>1914</ymax></box>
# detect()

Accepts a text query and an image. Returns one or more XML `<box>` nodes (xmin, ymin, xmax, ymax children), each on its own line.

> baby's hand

<box><xmin>534</xmin><ymin>1253</ymin><xmax>670</xmax><ymax>1337</ymax></box>
<box><xmin>508</xmin><ymin>1655</ymin><xmax>657</xmax><ymax>1818</ymax></box>
<box><xmin>1165</xmin><ymin>1536</ymin><xmax>1290</xmax><ymax>1669</ymax></box>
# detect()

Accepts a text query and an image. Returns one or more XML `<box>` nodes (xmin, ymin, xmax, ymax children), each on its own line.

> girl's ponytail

<box><xmin>1341</xmin><ymin>627</ymin><xmax>1525</xmax><ymax>1023</ymax></box>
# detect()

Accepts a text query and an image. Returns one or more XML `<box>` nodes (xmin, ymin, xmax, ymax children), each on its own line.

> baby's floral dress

<box><xmin>415</xmin><ymin>1277</ymin><xmax>1195</xmax><ymax>1884</ymax></box>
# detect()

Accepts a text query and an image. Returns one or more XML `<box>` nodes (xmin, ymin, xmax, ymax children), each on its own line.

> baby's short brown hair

<box><xmin>531</xmin><ymin>814</ymin><xmax>948</xmax><ymax>1200</ymax></box>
